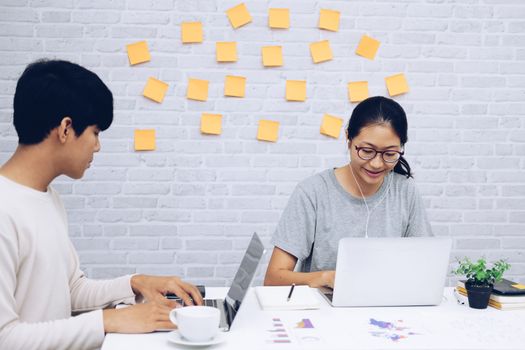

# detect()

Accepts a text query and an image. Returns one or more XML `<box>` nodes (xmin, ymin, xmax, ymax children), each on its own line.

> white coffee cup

<box><xmin>169</xmin><ymin>306</ymin><xmax>220</xmax><ymax>342</ymax></box>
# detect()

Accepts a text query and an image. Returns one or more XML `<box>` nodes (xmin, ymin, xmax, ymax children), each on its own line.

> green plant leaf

<box><xmin>453</xmin><ymin>257</ymin><xmax>511</xmax><ymax>285</ymax></box>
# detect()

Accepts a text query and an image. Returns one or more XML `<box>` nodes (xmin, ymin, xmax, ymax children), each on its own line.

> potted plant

<box><xmin>453</xmin><ymin>257</ymin><xmax>511</xmax><ymax>309</ymax></box>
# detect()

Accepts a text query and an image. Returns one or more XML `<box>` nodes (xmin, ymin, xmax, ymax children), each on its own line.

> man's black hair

<box><xmin>13</xmin><ymin>59</ymin><xmax>113</xmax><ymax>145</ymax></box>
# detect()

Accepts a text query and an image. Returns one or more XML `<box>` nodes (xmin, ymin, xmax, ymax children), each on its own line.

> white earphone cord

<box><xmin>348</xmin><ymin>163</ymin><xmax>392</xmax><ymax>238</ymax></box>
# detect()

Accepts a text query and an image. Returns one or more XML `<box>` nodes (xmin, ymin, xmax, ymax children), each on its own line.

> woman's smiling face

<box><xmin>348</xmin><ymin>123</ymin><xmax>402</xmax><ymax>188</ymax></box>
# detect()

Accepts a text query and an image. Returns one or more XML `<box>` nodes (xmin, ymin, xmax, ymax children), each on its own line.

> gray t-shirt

<box><xmin>271</xmin><ymin>169</ymin><xmax>433</xmax><ymax>272</ymax></box>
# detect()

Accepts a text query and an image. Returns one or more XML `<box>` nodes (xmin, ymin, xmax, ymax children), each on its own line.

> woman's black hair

<box><xmin>347</xmin><ymin>96</ymin><xmax>412</xmax><ymax>178</ymax></box>
<box><xmin>13</xmin><ymin>59</ymin><xmax>113</xmax><ymax>145</ymax></box>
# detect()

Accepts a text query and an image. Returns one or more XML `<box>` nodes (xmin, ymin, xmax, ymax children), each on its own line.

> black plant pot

<box><xmin>465</xmin><ymin>281</ymin><xmax>493</xmax><ymax>309</ymax></box>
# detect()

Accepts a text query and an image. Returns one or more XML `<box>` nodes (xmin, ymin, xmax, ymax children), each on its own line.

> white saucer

<box><xmin>167</xmin><ymin>331</ymin><xmax>226</xmax><ymax>347</ymax></box>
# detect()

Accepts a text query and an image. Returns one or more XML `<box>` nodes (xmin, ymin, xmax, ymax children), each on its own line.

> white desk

<box><xmin>102</xmin><ymin>287</ymin><xmax>525</xmax><ymax>350</ymax></box>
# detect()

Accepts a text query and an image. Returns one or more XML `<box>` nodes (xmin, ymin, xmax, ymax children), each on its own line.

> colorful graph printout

<box><xmin>265</xmin><ymin>317</ymin><xmax>291</xmax><ymax>344</ymax></box>
<box><xmin>292</xmin><ymin>318</ymin><xmax>324</xmax><ymax>345</ymax></box>
<box><xmin>368</xmin><ymin>318</ymin><xmax>419</xmax><ymax>342</ymax></box>
<box><xmin>296</xmin><ymin>319</ymin><xmax>314</xmax><ymax>329</ymax></box>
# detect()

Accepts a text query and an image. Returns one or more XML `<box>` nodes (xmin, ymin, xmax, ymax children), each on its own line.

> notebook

<box><xmin>255</xmin><ymin>285</ymin><xmax>321</xmax><ymax>310</ymax></box>
<box><xmin>492</xmin><ymin>279</ymin><xmax>525</xmax><ymax>296</ymax></box>
<box><xmin>457</xmin><ymin>280</ymin><xmax>525</xmax><ymax>303</ymax></box>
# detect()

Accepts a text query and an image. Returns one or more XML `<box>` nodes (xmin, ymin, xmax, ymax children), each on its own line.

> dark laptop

<box><xmin>168</xmin><ymin>233</ymin><xmax>265</xmax><ymax>331</ymax></box>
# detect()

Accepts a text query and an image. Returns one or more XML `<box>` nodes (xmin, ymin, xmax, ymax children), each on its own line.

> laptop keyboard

<box><xmin>177</xmin><ymin>298</ymin><xmax>219</xmax><ymax>308</ymax></box>
<box><xmin>204</xmin><ymin>299</ymin><xmax>219</xmax><ymax>308</ymax></box>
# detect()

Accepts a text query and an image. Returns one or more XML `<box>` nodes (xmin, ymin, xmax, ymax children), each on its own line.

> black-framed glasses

<box><xmin>354</xmin><ymin>146</ymin><xmax>404</xmax><ymax>163</ymax></box>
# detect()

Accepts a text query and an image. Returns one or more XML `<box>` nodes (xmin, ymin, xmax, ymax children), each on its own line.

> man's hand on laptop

<box><xmin>309</xmin><ymin>270</ymin><xmax>335</xmax><ymax>289</ymax></box>
<box><xmin>131</xmin><ymin>274</ymin><xmax>204</xmax><ymax>307</ymax></box>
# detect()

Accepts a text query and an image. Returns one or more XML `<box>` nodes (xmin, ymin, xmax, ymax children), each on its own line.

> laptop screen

<box><xmin>225</xmin><ymin>233</ymin><xmax>265</xmax><ymax>315</ymax></box>
<box><xmin>331</xmin><ymin>237</ymin><xmax>452</xmax><ymax>307</ymax></box>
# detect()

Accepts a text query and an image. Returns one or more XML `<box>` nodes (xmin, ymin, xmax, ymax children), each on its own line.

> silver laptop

<box><xmin>177</xmin><ymin>233</ymin><xmax>265</xmax><ymax>331</ymax></box>
<box><xmin>319</xmin><ymin>237</ymin><xmax>452</xmax><ymax>307</ymax></box>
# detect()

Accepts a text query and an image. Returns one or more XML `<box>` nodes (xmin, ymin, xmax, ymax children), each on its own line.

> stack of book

<box><xmin>456</xmin><ymin>279</ymin><xmax>525</xmax><ymax>310</ymax></box>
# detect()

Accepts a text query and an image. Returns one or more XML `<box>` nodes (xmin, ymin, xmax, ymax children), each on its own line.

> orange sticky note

<box><xmin>355</xmin><ymin>35</ymin><xmax>381</xmax><ymax>60</ymax></box>
<box><xmin>187</xmin><ymin>78</ymin><xmax>209</xmax><ymax>101</ymax></box>
<box><xmin>181</xmin><ymin>22</ymin><xmax>203</xmax><ymax>43</ymax></box>
<box><xmin>310</xmin><ymin>40</ymin><xmax>333</xmax><ymax>64</ymax></box>
<box><xmin>262</xmin><ymin>46</ymin><xmax>283</xmax><ymax>67</ymax></box>
<box><xmin>269</xmin><ymin>8</ymin><xmax>290</xmax><ymax>29</ymax></box>
<box><xmin>216</xmin><ymin>42</ymin><xmax>237</xmax><ymax>62</ymax></box>
<box><xmin>320</xmin><ymin>114</ymin><xmax>344</xmax><ymax>139</ymax></box>
<box><xmin>348</xmin><ymin>81</ymin><xmax>369</xmax><ymax>103</ymax></box>
<box><xmin>286</xmin><ymin>80</ymin><xmax>306</xmax><ymax>101</ymax></box>
<box><xmin>385</xmin><ymin>73</ymin><xmax>410</xmax><ymax>96</ymax></box>
<box><xmin>201</xmin><ymin>113</ymin><xmax>222</xmax><ymax>135</ymax></box>
<box><xmin>143</xmin><ymin>77</ymin><xmax>169</xmax><ymax>103</ymax></box>
<box><xmin>224</xmin><ymin>75</ymin><xmax>246</xmax><ymax>97</ymax></box>
<box><xmin>134</xmin><ymin>129</ymin><xmax>156</xmax><ymax>151</ymax></box>
<box><xmin>126</xmin><ymin>41</ymin><xmax>151</xmax><ymax>65</ymax></box>
<box><xmin>319</xmin><ymin>9</ymin><xmax>340</xmax><ymax>32</ymax></box>
<box><xmin>512</xmin><ymin>284</ymin><xmax>525</xmax><ymax>290</ymax></box>
<box><xmin>257</xmin><ymin>120</ymin><xmax>280</xmax><ymax>142</ymax></box>
<box><xmin>226</xmin><ymin>3</ymin><xmax>252</xmax><ymax>29</ymax></box>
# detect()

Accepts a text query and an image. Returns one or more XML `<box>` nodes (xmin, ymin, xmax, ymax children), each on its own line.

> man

<box><xmin>0</xmin><ymin>59</ymin><xmax>203</xmax><ymax>349</ymax></box>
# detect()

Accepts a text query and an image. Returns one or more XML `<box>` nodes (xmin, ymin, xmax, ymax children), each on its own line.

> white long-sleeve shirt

<box><xmin>0</xmin><ymin>175</ymin><xmax>136</xmax><ymax>350</ymax></box>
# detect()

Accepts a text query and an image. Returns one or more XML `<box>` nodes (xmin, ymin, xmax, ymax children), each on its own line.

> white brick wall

<box><xmin>1</xmin><ymin>0</ymin><xmax>524</xmax><ymax>286</ymax></box>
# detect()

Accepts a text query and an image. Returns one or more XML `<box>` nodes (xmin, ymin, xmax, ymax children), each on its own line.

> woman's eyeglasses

<box><xmin>354</xmin><ymin>146</ymin><xmax>403</xmax><ymax>163</ymax></box>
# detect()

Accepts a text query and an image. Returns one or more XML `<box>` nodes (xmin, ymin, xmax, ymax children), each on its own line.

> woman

<box><xmin>264</xmin><ymin>96</ymin><xmax>432</xmax><ymax>288</ymax></box>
